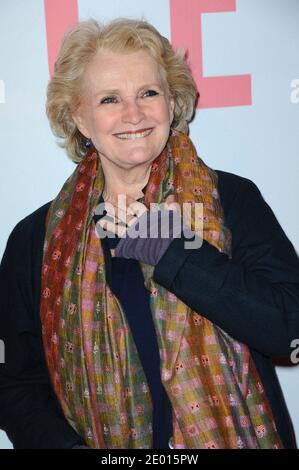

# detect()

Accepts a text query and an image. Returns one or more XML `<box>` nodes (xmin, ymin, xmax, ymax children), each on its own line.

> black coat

<box><xmin>1</xmin><ymin>170</ymin><xmax>299</xmax><ymax>448</ymax></box>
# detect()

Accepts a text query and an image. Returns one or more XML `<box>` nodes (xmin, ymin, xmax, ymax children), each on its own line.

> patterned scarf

<box><xmin>40</xmin><ymin>130</ymin><xmax>282</xmax><ymax>449</ymax></box>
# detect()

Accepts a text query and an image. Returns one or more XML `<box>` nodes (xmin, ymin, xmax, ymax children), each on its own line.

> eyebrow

<box><xmin>93</xmin><ymin>83</ymin><xmax>165</xmax><ymax>99</ymax></box>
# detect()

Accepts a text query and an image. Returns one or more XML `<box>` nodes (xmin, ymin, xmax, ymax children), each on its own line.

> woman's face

<box><xmin>73</xmin><ymin>49</ymin><xmax>174</xmax><ymax>172</ymax></box>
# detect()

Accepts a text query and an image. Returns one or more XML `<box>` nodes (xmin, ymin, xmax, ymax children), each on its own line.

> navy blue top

<box><xmin>101</xmin><ymin>233</ymin><xmax>172</xmax><ymax>448</ymax></box>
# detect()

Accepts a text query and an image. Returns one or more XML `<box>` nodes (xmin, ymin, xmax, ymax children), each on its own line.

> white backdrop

<box><xmin>0</xmin><ymin>0</ymin><xmax>298</xmax><ymax>448</ymax></box>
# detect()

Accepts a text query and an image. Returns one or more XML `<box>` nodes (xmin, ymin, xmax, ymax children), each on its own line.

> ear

<box><xmin>72</xmin><ymin>108</ymin><xmax>91</xmax><ymax>139</ymax></box>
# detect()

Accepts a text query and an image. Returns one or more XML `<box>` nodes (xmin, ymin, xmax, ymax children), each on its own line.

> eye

<box><xmin>142</xmin><ymin>89</ymin><xmax>159</xmax><ymax>98</ymax></box>
<box><xmin>100</xmin><ymin>96</ymin><xmax>119</xmax><ymax>104</ymax></box>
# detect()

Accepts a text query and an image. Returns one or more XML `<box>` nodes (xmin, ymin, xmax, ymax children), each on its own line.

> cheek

<box><xmin>155</xmin><ymin>103</ymin><xmax>173</xmax><ymax>126</ymax></box>
<box><xmin>91</xmin><ymin>114</ymin><xmax>117</xmax><ymax>139</ymax></box>
<box><xmin>94</xmin><ymin>115</ymin><xmax>110</xmax><ymax>132</ymax></box>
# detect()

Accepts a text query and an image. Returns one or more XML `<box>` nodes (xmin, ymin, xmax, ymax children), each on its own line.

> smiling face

<box><xmin>73</xmin><ymin>49</ymin><xmax>174</xmax><ymax>174</ymax></box>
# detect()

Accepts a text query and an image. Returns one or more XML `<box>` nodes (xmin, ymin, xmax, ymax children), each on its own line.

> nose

<box><xmin>121</xmin><ymin>96</ymin><xmax>145</xmax><ymax>125</ymax></box>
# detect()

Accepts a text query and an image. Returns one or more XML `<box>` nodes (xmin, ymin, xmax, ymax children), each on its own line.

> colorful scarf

<box><xmin>40</xmin><ymin>130</ymin><xmax>282</xmax><ymax>449</ymax></box>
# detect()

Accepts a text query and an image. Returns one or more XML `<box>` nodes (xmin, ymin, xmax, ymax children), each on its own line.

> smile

<box><xmin>113</xmin><ymin>128</ymin><xmax>153</xmax><ymax>140</ymax></box>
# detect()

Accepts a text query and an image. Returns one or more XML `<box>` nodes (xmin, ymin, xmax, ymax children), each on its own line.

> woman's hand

<box><xmin>105</xmin><ymin>195</ymin><xmax>187</xmax><ymax>265</ymax></box>
<box><xmin>99</xmin><ymin>195</ymin><xmax>178</xmax><ymax>258</ymax></box>
<box><xmin>98</xmin><ymin>195</ymin><xmax>149</xmax><ymax>239</ymax></box>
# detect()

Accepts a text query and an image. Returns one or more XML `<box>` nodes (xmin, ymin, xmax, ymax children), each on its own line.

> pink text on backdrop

<box><xmin>44</xmin><ymin>0</ymin><xmax>79</xmax><ymax>77</ymax></box>
<box><xmin>44</xmin><ymin>0</ymin><xmax>251</xmax><ymax>108</ymax></box>
<box><xmin>170</xmin><ymin>0</ymin><xmax>252</xmax><ymax>108</ymax></box>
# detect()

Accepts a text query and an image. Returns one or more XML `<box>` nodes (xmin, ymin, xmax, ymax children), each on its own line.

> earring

<box><xmin>84</xmin><ymin>138</ymin><xmax>92</xmax><ymax>148</ymax></box>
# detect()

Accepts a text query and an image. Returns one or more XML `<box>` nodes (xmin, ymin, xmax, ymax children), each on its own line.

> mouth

<box><xmin>113</xmin><ymin>128</ymin><xmax>153</xmax><ymax>140</ymax></box>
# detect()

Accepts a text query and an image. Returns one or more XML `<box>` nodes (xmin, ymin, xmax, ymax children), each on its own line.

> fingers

<box><xmin>127</xmin><ymin>201</ymin><xmax>148</xmax><ymax>219</ymax></box>
<box><xmin>99</xmin><ymin>200</ymin><xmax>148</xmax><ymax>237</ymax></box>
<box><xmin>99</xmin><ymin>193</ymin><xmax>184</xmax><ymax>238</ymax></box>
<box><xmin>103</xmin><ymin>200</ymin><xmax>128</xmax><ymax>224</ymax></box>
<box><xmin>103</xmin><ymin>197</ymin><xmax>148</xmax><ymax>228</ymax></box>
<box><xmin>98</xmin><ymin>215</ymin><xmax>127</xmax><ymax>238</ymax></box>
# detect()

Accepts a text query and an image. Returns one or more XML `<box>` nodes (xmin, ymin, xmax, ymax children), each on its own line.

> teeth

<box><xmin>115</xmin><ymin>129</ymin><xmax>152</xmax><ymax>140</ymax></box>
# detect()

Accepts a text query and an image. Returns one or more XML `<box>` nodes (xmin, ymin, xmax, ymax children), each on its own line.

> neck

<box><xmin>101</xmin><ymin>160</ymin><xmax>152</xmax><ymax>201</ymax></box>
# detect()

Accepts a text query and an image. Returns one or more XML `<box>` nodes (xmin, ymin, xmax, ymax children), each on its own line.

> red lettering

<box><xmin>170</xmin><ymin>0</ymin><xmax>252</xmax><ymax>108</ymax></box>
<box><xmin>44</xmin><ymin>0</ymin><xmax>79</xmax><ymax>76</ymax></box>
<box><xmin>44</xmin><ymin>0</ymin><xmax>251</xmax><ymax>108</ymax></box>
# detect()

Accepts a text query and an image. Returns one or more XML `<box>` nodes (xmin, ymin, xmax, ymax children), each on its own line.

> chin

<box><xmin>122</xmin><ymin>150</ymin><xmax>158</xmax><ymax>167</ymax></box>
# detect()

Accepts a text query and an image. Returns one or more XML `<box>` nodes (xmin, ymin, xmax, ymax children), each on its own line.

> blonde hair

<box><xmin>46</xmin><ymin>18</ymin><xmax>198</xmax><ymax>163</ymax></box>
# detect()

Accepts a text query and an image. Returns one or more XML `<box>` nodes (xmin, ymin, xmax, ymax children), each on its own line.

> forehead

<box><xmin>82</xmin><ymin>49</ymin><xmax>166</xmax><ymax>94</ymax></box>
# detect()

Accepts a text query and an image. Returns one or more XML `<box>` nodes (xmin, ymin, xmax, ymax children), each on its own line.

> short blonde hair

<box><xmin>46</xmin><ymin>18</ymin><xmax>198</xmax><ymax>163</ymax></box>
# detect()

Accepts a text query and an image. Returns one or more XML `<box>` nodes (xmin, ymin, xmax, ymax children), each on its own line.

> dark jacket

<box><xmin>1</xmin><ymin>170</ymin><xmax>299</xmax><ymax>448</ymax></box>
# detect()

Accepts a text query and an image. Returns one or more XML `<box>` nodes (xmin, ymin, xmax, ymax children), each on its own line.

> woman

<box><xmin>0</xmin><ymin>18</ymin><xmax>299</xmax><ymax>449</ymax></box>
